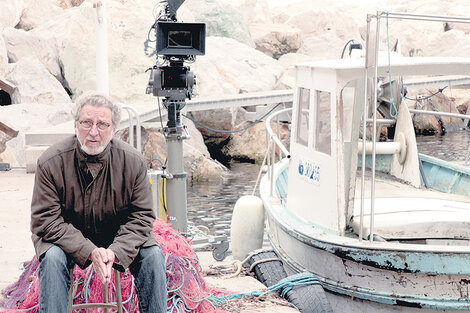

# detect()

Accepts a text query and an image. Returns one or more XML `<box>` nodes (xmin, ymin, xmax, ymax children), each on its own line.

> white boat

<box><xmin>259</xmin><ymin>12</ymin><xmax>470</xmax><ymax>313</ymax></box>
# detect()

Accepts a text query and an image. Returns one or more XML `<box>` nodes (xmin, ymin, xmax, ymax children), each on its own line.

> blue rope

<box><xmin>386</xmin><ymin>12</ymin><xmax>398</xmax><ymax>118</ymax></box>
<box><xmin>208</xmin><ymin>273</ymin><xmax>322</xmax><ymax>306</ymax></box>
<box><xmin>120</xmin><ymin>274</ymin><xmax>135</xmax><ymax>313</ymax></box>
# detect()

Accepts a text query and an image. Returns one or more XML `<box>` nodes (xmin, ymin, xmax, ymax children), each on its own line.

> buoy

<box><xmin>230</xmin><ymin>195</ymin><xmax>265</xmax><ymax>261</ymax></box>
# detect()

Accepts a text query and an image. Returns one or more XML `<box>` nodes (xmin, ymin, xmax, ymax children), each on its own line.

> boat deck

<box><xmin>353</xmin><ymin>170</ymin><xmax>470</xmax><ymax>241</ymax></box>
<box><xmin>355</xmin><ymin>170</ymin><xmax>470</xmax><ymax>202</ymax></box>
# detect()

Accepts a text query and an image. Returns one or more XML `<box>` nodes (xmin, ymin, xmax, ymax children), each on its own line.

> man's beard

<box><xmin>76</xmin><ymin>130</ymin><xmax>111</xmax><ymax>155</ymax></box>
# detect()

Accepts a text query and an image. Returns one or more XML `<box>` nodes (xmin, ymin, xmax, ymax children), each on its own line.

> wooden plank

<box><xmin>0</xmin><ymin>121</ymin><xmax>18</xmax><ymax>138</ymax></box>
<box><xmin>0</xmin><ymin>78</ymin><xmax>15</xmax><ymax>94</ymax></box>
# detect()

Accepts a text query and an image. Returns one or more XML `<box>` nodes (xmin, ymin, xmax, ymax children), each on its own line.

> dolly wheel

<box><xmin>212</xmin><ymin>241</ymin><xmax>229</xmax><ymax>261</ymax></box>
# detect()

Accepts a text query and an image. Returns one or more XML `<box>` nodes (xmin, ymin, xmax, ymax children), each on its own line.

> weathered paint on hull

<box><xmin>266</xmin><ymin>211</ymin><xmax>470</xmax><ymax>312</ymax></box>
<box><xmin>359</xmin><ymin>153</ymin><xmax>470</xmax><ymax>198</ymax></box>
<box><xmin>261</xmin><ymin>159</ymin><xmax>470</xmax><ymax>312</ymax></box>
<box><xmin>326</xmin><ymin>293</ymin><xmax>464</xmax><ymax>313</ymax></box>
<box><xmin>419</xmin><ymin>153</ymin><xmax>470</xmax><ymax>197</ymax></box>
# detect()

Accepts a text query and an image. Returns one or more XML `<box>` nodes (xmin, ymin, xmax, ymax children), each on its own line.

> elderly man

<box><xmin>30</xmin><ymin>92</ymin><xmax>167</xmax><ymax>312</ymax></box>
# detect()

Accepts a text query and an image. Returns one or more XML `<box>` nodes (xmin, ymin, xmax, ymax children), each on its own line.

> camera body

<box><xmin>149</xmin><ymin>65</ymin><xmax>195</xmax><ymax>100</ymax></box>
<box><xmin>146</xmin><ymin>16</ymin><xmax>206</xmax><ymax>129</ymax></box>
<box><xmin>147</xmin><ymin>21</ymin><xmax>206</xmax><ymax>101</ymax></box>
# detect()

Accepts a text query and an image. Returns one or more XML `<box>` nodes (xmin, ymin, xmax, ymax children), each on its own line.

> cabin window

<box><xmin>315</xmin><ymin>90</ymin><xmax>331</xmax><ymax>155</ymax></box>
<box><xmin>296</xmin><ymin>87</ymin><xmax>310</xmax><ymax>147</ymax></box>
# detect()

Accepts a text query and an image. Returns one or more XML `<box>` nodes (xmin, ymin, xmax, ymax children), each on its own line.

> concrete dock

<box><xmin>0</xmin><ymin>169</ymin><xmax>298</xmax><ymax>312</ymax></box>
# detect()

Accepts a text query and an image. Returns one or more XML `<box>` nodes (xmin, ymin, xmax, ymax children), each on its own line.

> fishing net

<box><xmin>0</xmin><ymin>218</ymin><xmax>230</xmax><ymax>313</ymax></box>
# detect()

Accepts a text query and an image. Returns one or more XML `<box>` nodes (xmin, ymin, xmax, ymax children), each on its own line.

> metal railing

<box><xmin>119</xmin><ymin>104</ymin><xmax>142</xmax><ymax>153</ymax></box>
<box><xmin>361</xmin><ymin>11</ymin><xmax>470</xmax><ymax>243</ymax></box>
<box><xmin>262</xmin><ymin>108</ymin><xmax>291</xmax><ymax>197</ymax></box>
<box><xmin>409</xmin><ymin>109</ymin><xmax>470</xmax><ymax>165</ymax></box>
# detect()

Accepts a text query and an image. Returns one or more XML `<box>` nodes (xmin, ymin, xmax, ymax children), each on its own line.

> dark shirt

<box><xmin>30</xmin><ymin>135</ymin><xmax>157</xmax><ymax>269</ymax></box>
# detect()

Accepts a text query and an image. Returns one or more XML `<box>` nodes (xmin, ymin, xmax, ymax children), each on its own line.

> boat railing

<box><xmin>409</xmin><ymin>109</ymin><xmax>470</xmax><ymax>165</ymax></box>
<box><xmin>362</xmin><ymin>11</ymin><xmax>470</xmax><ymax>243</ymax></box>
<box><xmin>119</xmin><ymin>104</ymin><xmax>142</xmax><ymax>153</ymax></box>
<box><xmin>253</xmin><ymin>108</ymin><xmax>292</xmax><ymax>197</ymax></box>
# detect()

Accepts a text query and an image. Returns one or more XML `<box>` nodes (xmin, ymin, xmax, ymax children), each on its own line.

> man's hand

<box><xmin>89</xmin><ymin>248</ymin><xmax>115</xmax><ymax>285</ymax></box>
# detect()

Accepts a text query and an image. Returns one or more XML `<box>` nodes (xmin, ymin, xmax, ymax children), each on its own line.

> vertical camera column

<box><xmin>146</xmin><ymin>19</ymin><xmax>205</xmax><ymax>233</ymax></box>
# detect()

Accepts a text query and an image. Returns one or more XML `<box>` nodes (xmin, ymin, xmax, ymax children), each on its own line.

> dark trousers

<box><xmin>38</xmin><ymin>245</ymin><xmax>167</xmax><ymax>313</ymax></box>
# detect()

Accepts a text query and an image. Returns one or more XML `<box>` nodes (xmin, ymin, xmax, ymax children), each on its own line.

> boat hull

<box><xmin>265</xmin><ymin>209</ymin><xmax>470</xmax><ymax>312</ymax></box>
<box><xmin>260</xmin><ymin>159</ymin><xmax>470</xmax><ymax>312</ymax></box>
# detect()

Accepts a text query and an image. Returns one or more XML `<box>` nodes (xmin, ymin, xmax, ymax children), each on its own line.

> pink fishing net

<box><xmin>0</xmin><ymin>218</ymin><xmax>230</xmax><ymax>313</ymax></box>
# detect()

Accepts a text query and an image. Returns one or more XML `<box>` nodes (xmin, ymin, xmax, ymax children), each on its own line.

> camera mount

<box><xmin>146</xmin><ymin>1</ymin><xmax>206</xmax><ymax>233</ymax></box>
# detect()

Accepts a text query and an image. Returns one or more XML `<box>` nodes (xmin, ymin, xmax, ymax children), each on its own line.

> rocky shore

<box><xmin>1</xmin><ymin>0</ymin><xmax>470</xmax><ymax>179</ymax></box>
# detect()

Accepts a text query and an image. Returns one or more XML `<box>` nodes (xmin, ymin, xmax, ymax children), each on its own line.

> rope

<box><xmin>248</xmin><ymin>257</ymin><xmax>282</xmax><ymax>272</ymax></box>
<box><xmin>217</xmin><ymin>251</ymin><xmax>281</xmax><ymax>279</ymax></box>
<box><xmin>403</xmin><ymin>86</ymin><xmax>448</xmax><ymax>102</ymax></box>
<box><xmin>218</xmin><ymin>253</ymin><xmax>254</xmax><ymax>279</ymax></box>
<box><xmin>209</xmin><ymin>273</ymin><xmax>322</xmax><ymax>306</ymax></box>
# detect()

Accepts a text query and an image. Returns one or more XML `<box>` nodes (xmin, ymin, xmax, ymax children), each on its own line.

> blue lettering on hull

<box><xmin>298</xmin><ymin>159</ymin><xmax>320</xmax><ymax>184</ymax></box>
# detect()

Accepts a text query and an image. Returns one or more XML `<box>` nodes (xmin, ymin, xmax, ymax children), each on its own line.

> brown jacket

<box><xmin>30</xmin><ymin>136</ymin><xmax>157</xmax><ymax>269</ymax></box>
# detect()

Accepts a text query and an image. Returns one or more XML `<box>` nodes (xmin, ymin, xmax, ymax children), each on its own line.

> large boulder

<box><xmin>5</xmin><ymin>57</ymin><xmax>71</xmax><ymax>105</ymax></box>
<box><xmin>0</xmin><ymin>30</ymin><xmax>7</xmax><ymax>76</ymax></box>
<box><xmin>183</xmin><ymin>0</ymin><xmax>255</xmax><ymax>48</ymax></box>
<box><xmin>275</xmin><ymin>52</ymin><xmax>313</xmax><ymax>89</ymax></box>
<box><xmin>250</xmin><ymin>23</ymin><xmax>302</xmax><ymax>59</ymax></box>
<box><xmin>410</xmin><ymin>89</ymin><xmax>464</xmax><ymax>135</ymax></box>
<box><xmin>380</xmin><ymin>19</ymin><xmax>459</xmax><ymax>58</ymax></box>
<box><xmin>22</xmin><ymin>1</ymin><xmax>277</xmax><ymax>109</ymax></box>
<box><xmin>0</xmin><ymin>144</ymin><xmax>19</xmax><ymax>166</ymax></box>
<box><xmin>297</xmin><ymin>34</ymin><xmax>347</xmax><ymax>60</ymax></box>
<box><xmin>3</xmin><ymin>28</ymin><xmax>64</xmax><ymax>84</ymax></box>
<box><xmin>183</xmin><ymin>118</ymin><xmax>211</xmax><ymax>157</ymax></box>
<box><xmin>427</xmin><ymin>91</ymin><xmax>465</xmax><ymax>133</ymax></box>
<box><xmin>192</xmin><ymin>37</ymin><xmax>283</xmax><ymax>96</ymax></box>
<box><xmin>412</xmin><ymin>104</ymin><xmax>441</xmax><ymax>136</ymax></box>
<box><xmin>447</xmin><ymin>4</ymin><xmax>470</xmax><ymax>34</ymax></box>
<box><xmin>188</xmin><ymin>106</ymin><xmax>247</xmax><ymax>148</ymax></box>
<box><xmin>228</xmin><ymin>0</ymin><xmax>272</xmax><ymax>24</ymax></box>
<box><xmin>0</xmin><ymin>0</ymin><xmax>24</xmax><ymax>29</ymax></box>
<box><xmin>183</xmin><ymin>144</ymin><xmax>228</xmax><ymax>181</ymax></box>
<box><xmin>272</xmin><ymin>1</ymin><xmax>360</xmax><ymax>41</ymax></box>
<box><xmin>17</xmin><ymin>0</ymin><xmax>65</xmax><ymax>31</ymax></box>
<box><xmin>223</xmin><ymin>121</ymin><xmax>290</xmax><ymax>163</ymax></box>
<box><xmin>0</xmin><ymin>132</ymin><xmax>16</xmax><ymax>164</ymax></box>
<box><xmin>122</xmin><ymin>127</ymin><xmax>228</xmax><ymax>182</ymax></box>
<box><xmin>264</xmin><ymin>1</ymin><xmax>366</xmax><ymax>61</ymax></box>
<box><xmin>54</xmin><ymin>0</ymin><xmax>85</xmax><ymax>9</ymax></box>
<box><xmin>0</xmin><ymin>102</ymin><xmax>74</xmax><ymax>165</ymax></box>
<box><xmin>189</xmin><ymin>36</ymin><xmax>283</xmax><ymax>156</ymax></box>
<box><xmin>392</xmin><ymin>0</ymin><xmax>470</xmax><ymax>17</ymax></box>
<box><xmin>352</xmin><ymin>0</ymin><xmax>470</xmax><ymax>58</ymax></box>
<box><xmin>32</xmin><ymin>1</ymin><xmax>156</xmax><ymax>106</ymax></box>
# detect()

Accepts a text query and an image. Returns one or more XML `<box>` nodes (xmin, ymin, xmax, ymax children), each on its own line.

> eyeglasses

<box><xmin>78</xmin><ymin>120</ymin><xmax>111</xmax><ymax>131</ymax></box>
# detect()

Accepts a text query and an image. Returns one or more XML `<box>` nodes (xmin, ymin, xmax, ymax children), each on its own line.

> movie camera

<box><xmin>146</xmin><ymin>2</ymin><xmax>205</xmax><ymax>128</ymax></box>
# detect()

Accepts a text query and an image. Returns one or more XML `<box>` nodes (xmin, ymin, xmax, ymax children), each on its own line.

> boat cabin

<box><xmin>287</xmin><ymin>57</ymin><xmax>470</xmax><ymax>237</ymax></box>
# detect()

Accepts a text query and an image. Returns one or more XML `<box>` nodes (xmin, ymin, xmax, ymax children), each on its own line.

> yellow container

<box><xmin>148</xmin><ymin>170</ymin><xmax>168</xmax><ymax>222</ymax></box>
